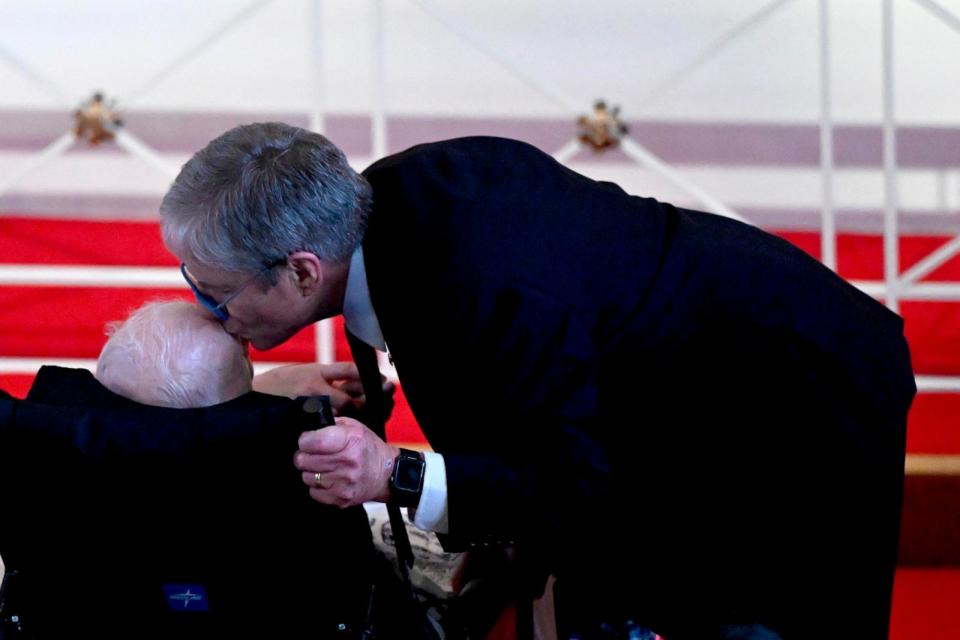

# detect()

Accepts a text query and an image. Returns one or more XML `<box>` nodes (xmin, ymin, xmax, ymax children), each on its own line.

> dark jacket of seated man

<box><xmin>1</xmin><ymin>364</ymin><xmax>422</xmax><ymax>639</ymax></box>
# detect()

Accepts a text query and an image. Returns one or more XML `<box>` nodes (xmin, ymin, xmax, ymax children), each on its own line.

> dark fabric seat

<box><xmin>0</xmin><ymin>367</ymin><xmax>420</xmax><ymax>639</ymax></box>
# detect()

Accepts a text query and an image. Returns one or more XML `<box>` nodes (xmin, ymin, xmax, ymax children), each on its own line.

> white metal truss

<box><xmin>0</xmin><ymin>0</ymin><xmax>332</xmax><ymax>364</ymax></box>
<box><xmin>123</xmin><ymin>0</ymin><xmax>276</xmax><ymax>106</ymax></box>
<box><xmin>0</xmin><ymin>0</ymin><xmax>957</xmax><ymax>394</ymax></box>
<box><xmin>819</xmin><ymin>0</ymin><xmax>836</xmax><ymax>271</ymax></box>
<box><xmin>0</xmin><ymin>41</ymin><xmax>72</xmax><ymax>107</ymax></box>
<box><xmin>883</xmin><ymin>0</ymin><xmax>901</xmax><ymax>313</ymax></box>
<box><xmin>634</xmin><ymin>0</ymin><xmax>800</xmax><ymax>113</ymax></box>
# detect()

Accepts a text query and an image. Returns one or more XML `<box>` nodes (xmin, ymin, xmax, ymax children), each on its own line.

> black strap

<box><xmin>344</xmin><ymin>330</ymin><xmax>416</xmax><ymax>580</ymax></box>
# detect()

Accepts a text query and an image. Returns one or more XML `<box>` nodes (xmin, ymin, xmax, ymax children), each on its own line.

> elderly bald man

<box><xmin>2</xmin><ymin>301</ymin><xmax>416</xmax><ymax>639</ymax></box>
<box><xmin>94</xmin><ymin>300</ymin><xmax>253</xmax><ymax>408</ymax></box>
<box><xmin>93</xmin><ymin>299</ymin><xmax>389</xmax><ymax>412</ymax></box>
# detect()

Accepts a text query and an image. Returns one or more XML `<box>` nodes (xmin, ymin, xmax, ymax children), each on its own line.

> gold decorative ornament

<box><xmin>577</xmin><ymin>100</ymin><xmax>628</xmax><ymax>151</ymax></box>
<box><xmin>73</xmin><ymin>92</ymin><xmax>123</xmax><ymax>145</ymax></box>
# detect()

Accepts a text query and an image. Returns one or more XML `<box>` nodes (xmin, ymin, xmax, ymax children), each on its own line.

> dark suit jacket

<box><xmin>361</xmin><ymin>137</ymin><xmax>916</xmax><ymax>639</ymax></box>
<box><xmin>1</xmin><ymin>366</ymin><xmax>381</xmax><ymax>639</ymax></box>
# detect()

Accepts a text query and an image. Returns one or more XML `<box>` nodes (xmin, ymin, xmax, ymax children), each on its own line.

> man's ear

<box><xmin>287</xmin><ymin>252</ymin><xmax>324</xmax><ymax>295</ymax></box>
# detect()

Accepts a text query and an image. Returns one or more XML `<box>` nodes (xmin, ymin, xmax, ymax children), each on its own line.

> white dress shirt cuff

<box><xmin>412</xmin><ymin>451</ymin><xmax>449</xmax><ymax>534</ymax></box>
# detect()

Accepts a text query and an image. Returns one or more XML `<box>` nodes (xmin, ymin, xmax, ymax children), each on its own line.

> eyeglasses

<box><xmin>180</xmin><ymin>260</ymin><xmax>284</xmax><ymax>322</ymax></box>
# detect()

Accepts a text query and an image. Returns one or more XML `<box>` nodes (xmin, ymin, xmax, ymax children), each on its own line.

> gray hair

<box><xmin>160</xmin><ymin>122</ymin><xmax>372</xmax><ymax>275</ymax></box>
<box><xmin>96</xmin><ymin>300</ymin><xmax>253</xmax><ymax>408</ymax></box>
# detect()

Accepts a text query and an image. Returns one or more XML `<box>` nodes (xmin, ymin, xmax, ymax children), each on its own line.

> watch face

<box><xmin>395</xmin><ymin>457</ymin><xmax>424</xmax><ymax>492</ymax></box>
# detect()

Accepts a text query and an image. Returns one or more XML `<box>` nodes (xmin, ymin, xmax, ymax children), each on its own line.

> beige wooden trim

<box><xmin>905</xmin><ymin>453</ymin><xmax>960</xmax><ymax>475</ymax></box>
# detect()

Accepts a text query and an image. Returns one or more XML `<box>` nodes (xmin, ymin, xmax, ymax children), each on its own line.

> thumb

<box><xmin>298</xmin><ymin>425</ymin><xmax>350</xmax><ymax>453</ymax></box>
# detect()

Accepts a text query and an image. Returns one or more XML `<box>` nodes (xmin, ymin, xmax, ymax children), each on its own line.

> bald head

<box><xmin>96</xmin><ymin>301</ymin><xmax>253</xmax><ymax>408</ymax></box>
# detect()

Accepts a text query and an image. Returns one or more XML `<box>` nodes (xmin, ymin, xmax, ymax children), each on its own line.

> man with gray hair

<box><xmin>160</xmin><ymin>122</ymin><xmax>915</xmax><ymax>640</ymax></box>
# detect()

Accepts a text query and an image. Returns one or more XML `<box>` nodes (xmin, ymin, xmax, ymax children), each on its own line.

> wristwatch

<box><xmin>389</xmin><ymin>448</ymin><xmax>425</xmax><ymax>507</ymax></box>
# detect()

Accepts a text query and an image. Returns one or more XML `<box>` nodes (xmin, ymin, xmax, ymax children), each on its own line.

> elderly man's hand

<box><xmin>294</xmin><ymin>417</ymin><xmax>400</xmax><ymax>507</ymax></box>
<box><xmin>252</xmin><ymin>362</ymin><xmax>395</xmax><ymax>416</ymax></box>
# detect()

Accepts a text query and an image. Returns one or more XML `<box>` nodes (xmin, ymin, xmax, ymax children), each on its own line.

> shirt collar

<box><xmin>343</xmin><ymin>245</ymin><xmax>386</xmax><ymax>351</ymax></box>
